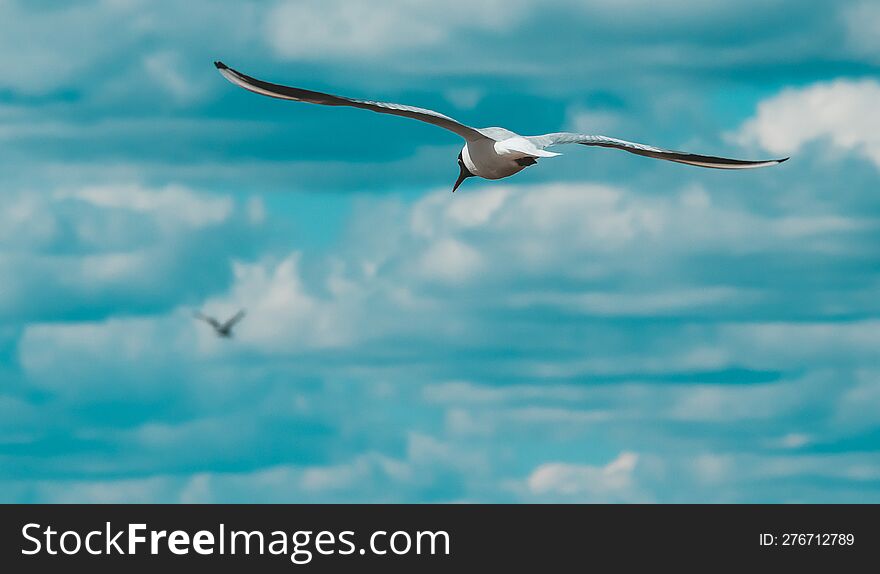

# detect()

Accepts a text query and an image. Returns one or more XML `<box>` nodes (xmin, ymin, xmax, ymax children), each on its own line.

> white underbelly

<box><xmin>462</xmin><ymin>140</ymin><xmax>526</xmax><ymax>180</ymax></box>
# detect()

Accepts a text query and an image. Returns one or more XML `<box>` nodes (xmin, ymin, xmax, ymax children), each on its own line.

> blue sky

<box><xmin>1</xmin><ymin>0</ymin><xmax>879</xmax><ymax>502</ymax></box>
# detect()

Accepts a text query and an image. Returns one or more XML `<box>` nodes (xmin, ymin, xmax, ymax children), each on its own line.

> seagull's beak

<box><xmin>452</xmin><ymin>162</ymin><xmax>471</xmax><ymax>193</ymax></box>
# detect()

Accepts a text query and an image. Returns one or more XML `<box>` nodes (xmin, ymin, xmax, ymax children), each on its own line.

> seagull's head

<box><xmin>453</xmin><ymin>150</ymin><xmax>474</xmax><ymax>193</ymax></box>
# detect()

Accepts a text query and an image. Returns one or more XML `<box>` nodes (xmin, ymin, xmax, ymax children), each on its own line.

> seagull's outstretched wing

<box><xmin>527</xmin><ymin>133</ymin><xmax>788</xmax><ymax>169</ymax></box>
<box><xmin>220</xmin><ymin>309</ymin><xmax>246</xmax><ymax>331</ymax></box>
<box><xmin>194</xmin><ymin>311</ymin><xmax>221</xmax><ymax>329</ymax></box>
<box><xmin>215</xmin><ymin>62</ymin><xmax>486</xmax><ymax>142</ymax></box>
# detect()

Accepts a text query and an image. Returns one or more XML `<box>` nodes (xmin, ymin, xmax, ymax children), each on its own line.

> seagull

<box><xmin>214</xmin><ymin>61</ymin><xmax>788</xmax><ymax>192</ymax></box>
<box><xmin>194</xmin><ymin>309</ymin><xmax>246</xmax><ymax>338</ymax></box>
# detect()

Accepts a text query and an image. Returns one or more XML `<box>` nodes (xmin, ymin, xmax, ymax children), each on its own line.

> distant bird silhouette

<box><xmin>194</xmin><ymin>309</ymin><xmax>246</xmax><ymax>338</ymax></box>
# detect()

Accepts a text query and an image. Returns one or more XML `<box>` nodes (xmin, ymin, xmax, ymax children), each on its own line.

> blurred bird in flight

<box><xmin>194</xmin><ymin>309</ymin><xmax>246</xmax><ymax>338</ymax></box>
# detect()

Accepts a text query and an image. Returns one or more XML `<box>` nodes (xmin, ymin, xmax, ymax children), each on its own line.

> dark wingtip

<box><xmin>214</xmin><ymin>61</ymin><xmax>228</xmax><ymax>70</ymax></box>
<box><xmin>777</xmin><ymin>157</ymin><xmax>790</xmax><ymax>164</ymax></box>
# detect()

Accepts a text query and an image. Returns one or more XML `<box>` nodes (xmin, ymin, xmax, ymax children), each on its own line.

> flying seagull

<box><xmin>194</xmin><ymin>309</ymin><xmax>246</xmax><ymax>338</ymax></box>
<box><xmin>214</xmin><ymin>61</ymin><xmax>788</xmax><ymax>192</ymax></box>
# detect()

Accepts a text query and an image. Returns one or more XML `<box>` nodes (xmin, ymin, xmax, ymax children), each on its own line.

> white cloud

<box><xmin>11</xmin><ymin>448</ymin><xmax>879</xmax><ymax>504</ymax></box>
<box><xmin>444</xmin><ymin>88</ymin><xmax>483</xmax><ymax>110</ymax></box>
<box><xmin>59</xmin><ymin>183</ymin><xmax>232</xmax><ymax>228</ymax></box>
<box><xmin>0</xmin><ymin>1</ymin><xmax>135</xmax><ymax>93</ymax></box>
<box><xmin>696</xmin><ymin>452</ymin><xmax>880</xmax><ymax>484</ymax></box>
<box><xmin>266</xmin><ymin>0</ymin><xmax>527</xmax><ymax>60</ymax></box>
<box><xmin>17</xmin><ymin>432</ymin><xmax>484</xmax><ymax>503</ymax></box>
<box><xmin>143</xmin><ymin>51</ymin><xmax>204</xmax><ymax>103</ymax></box>
<box><xmin>299</xmin><ymin>454</ymin><xmax>411</xmax><ymax>493</ymax></box>
<box><xmin>246</xmin><ymin>196</ymin><xmax>266</xmax><ymax>225</ymax></box>
<box><xmin>262</xmin><ymin>0</ymin><xmax>840</xmax><ymax>69</ymax></box>
<box><xmin>527</xmin><ymin>452</ymin><xmax>642</xmax><ymax>502</ymax></box>
<box><xmin>417</xmin><ymin>238</ymin><xmax>482</xmax><ymax>284</ymax></box>
<box><xmin>667</xmin><ymin>374</ymin><xmax>826</xmax><ymax>423</ymax></box>
<box><xmin>18</xmin><ymin>315</ymin><xmax>193</xmax><ymax>397</ymax></box>
<box><xmin>16</xmin><ymin>174</ymin><xmax>872</xmax><ymax>396</ymax></box>
<box><xmin>834</xmin><ymin>369</ymin><xmax>880</xmax><ymax>431</ymax></box>
<box><xmin>568</xmin><ymin>107</ymin><xmax>620</xmax><ymax>134</ymax></box>
<box><xmin>0</xmin><ymin>0</ymin><xmax>263</xmax><ymax>94</ymax></box>
<box><xmin>165</xmin><ymin>178</ymin><xmax>875</xmax><ymax>363</ymax></box>
<box><xmin>735</xmin><ymin>78</ymin><xmax>880</xmax><ymax>168</ymax></box>
<box><xmin>28</xmin><ymin>476</ymin><xmax>180</xmax><ymax>504</ymax></box>
<box><xmin>774</xmin><ymin>433</ymin><xmax>811</xmax><ymax>449</ymax></box>
<box><xmin>406</xmin><ymin>181</ymin><xmax>866</xmax><ymax>292</ymax></box>
<box><xmin>0</xmin><ymin>182</ymin><xmax>250</xmax><ymax>321</ymax></box>
<box><xmin>719</xmin><ymin>320</ymin><xmax>880</xmax><ymax>369</ymax></box>
<box><xmin>208</xmin><ymin>254</ymin><xmax>355</xmax><ymax>351</ymax></box>
<box><xmin>0</xmin><ymin>194</ymin><xmax>59</xmax><ymax>248</ymax></box>
<box><xmin>508</xmin><ymin>287</ymin><xmax>750</xmax><ymax>316</ymax></box>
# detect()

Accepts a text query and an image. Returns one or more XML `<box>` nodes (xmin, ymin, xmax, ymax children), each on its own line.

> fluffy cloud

<box><xmin>0</xmin><ymin>0</ymin><xmax>263</xmax><ymax>94</ymax></box>
<box><xmin>0</xmin><ymin>432</ymin><xmax>486</xmax><ymax>503</ymax></box>
<box><xmin>834</xmin><ymin>369</ymin><xmax>880</xmax><ymax>432</ymax></box>
<box><xmin>58</xmin><ymin>183</ymin><xmax>233</xmax><ymax>228</ymax></box>
<box><xmin>267</xmin><ymin>0</ymin><xmax>527</xmax><ymax>60</ymax></box>
<box><xmin>527</xmin><ymin>453</ymin><xmax>643</xmax><ymax>502</ymax></box>
<box><xmin>736</xmin><ymin>79</ymin><xmax>880</xmax><ymax>168</ymax></box>
<box><xmin>0</xmin><ymin>182</ymin><xmax>259</xmax><ymax>322</ymax></box>
<box><xmin>0</xmin><ymin>1</ymin><xmax>137</xmax><ymax>93</ymax></box>
<box><xmin>262</xmin><ymin>0</ymin><xmax>855</xmax><ymax>74</ymax></box>
<box><xmin>11</xmin><ymin>172</ymin><xmax>873</xmax><ymax>500</ymax></box>
<box><xmin>206</xmin><ymin>254</ymin><xmax>356</xmax><ymax>351</ymax></box>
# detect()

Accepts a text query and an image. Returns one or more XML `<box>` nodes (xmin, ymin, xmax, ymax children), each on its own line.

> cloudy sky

<box><xmin>1</xmin><ymin>0</ymin><xmax>879</xmax><ymax>503</ymax></box>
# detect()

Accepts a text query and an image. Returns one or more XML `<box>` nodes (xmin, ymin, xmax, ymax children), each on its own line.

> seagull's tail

<box><xmin>531</xmin><ymin>149</ymin><xmax>562</xmax><ymax>158</ymax></box>
<box><xmin>498</xmin><ymin>138</ymin><xmax>561</xmax><ymax>158</ymax></box>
